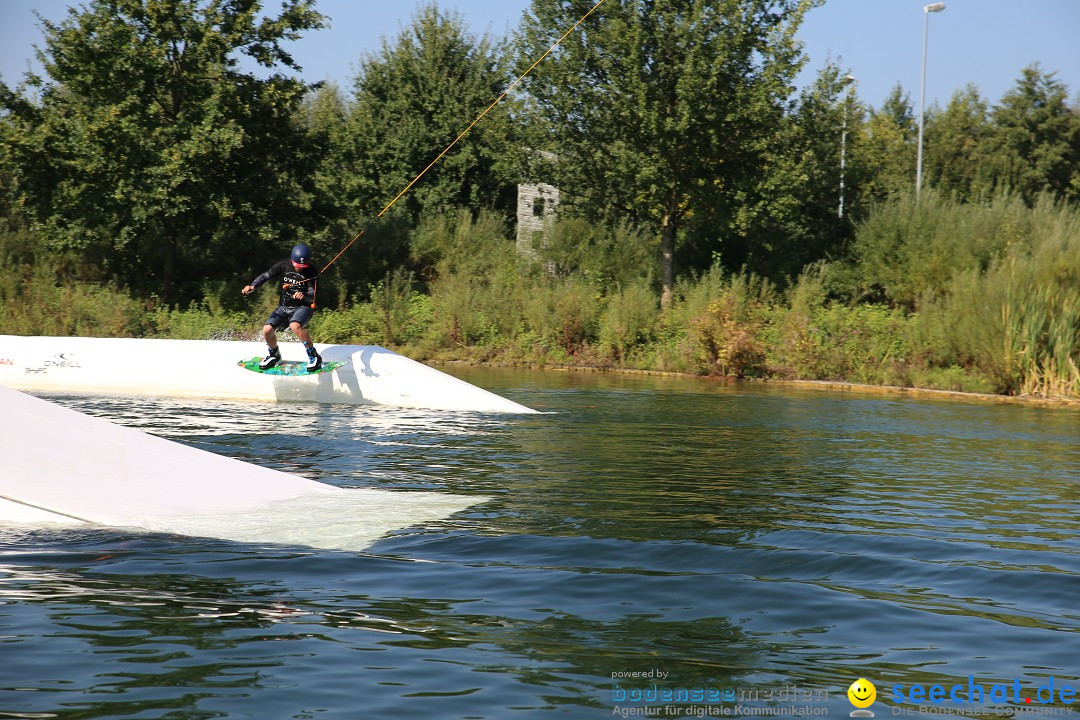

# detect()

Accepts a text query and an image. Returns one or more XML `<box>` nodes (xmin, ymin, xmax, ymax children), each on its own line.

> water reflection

<box><xmin>0</xmin><ymin>547</ymin><xmax>763</xmax><ymax>717</ymax></box>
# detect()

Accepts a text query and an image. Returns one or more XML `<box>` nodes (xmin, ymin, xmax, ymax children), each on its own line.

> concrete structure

<box><xmin>516</xmin><ymin>181</ymin><xmax>560</xmax><ymax>254</ymax></box>
<box><xmin>0</xmin><ymin>335</ymin><xmax>535</xmax><ymax>413</ymax></box>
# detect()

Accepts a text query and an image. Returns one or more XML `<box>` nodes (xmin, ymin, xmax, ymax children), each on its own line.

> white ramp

<box><xmin>0</xmin><ymin>335</ymin><xmax>535</xmax><ymax>413</ymax></box>
<box><xmin>0</xmin><ymin>386</ymin><xmax>486</xmax><ymax>550</ymax></box>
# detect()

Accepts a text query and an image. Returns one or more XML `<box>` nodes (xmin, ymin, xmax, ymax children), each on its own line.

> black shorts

<box><xmin>265</xmin><ymin>305</ymin><xmax>314</xmax><ymax>331</ymax></box>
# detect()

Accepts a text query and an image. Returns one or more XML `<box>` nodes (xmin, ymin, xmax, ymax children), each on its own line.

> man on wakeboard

<box><xmin>242</xmin><ymin>243</ymin><xmax>322</xmax><ymax>371</ymax></box>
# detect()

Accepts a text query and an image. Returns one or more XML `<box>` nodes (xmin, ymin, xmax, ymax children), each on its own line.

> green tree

<box><xmin>853</xmin><ymin>84</ymin><xmax>918</xmax><ymax>203</ymax></box>
<box><xmin>740</xmin><ymin>62</ymin><xmax>861</xmax><ymax>278</ymax></box>
<box><xmin>923</xmin><ymin>84</ymin><xmax>990</xmax><ymax>201</ymax></box>
<box><xmin>981</xmin><ymin>65</ymin><xmax>1080</xmax><ymax>203</ymax></box>
<box><xmin>296</xmin><ymin>81</ymin><xmax>355</xmax><ymax>305</ymax></box>
<box><xmin>0</xmin><ymin>0</ymin><xmax>325</xmax><ymax>304</ymax></box>
<box><xmin>518</xmin><ymin>0</ymin><xmax>818</xmax><ymax>306</ymax></box>
<box><xmin>334</xmin><ymin>3</ymin><xmax>521</xmax><ymax>231</ymax></box>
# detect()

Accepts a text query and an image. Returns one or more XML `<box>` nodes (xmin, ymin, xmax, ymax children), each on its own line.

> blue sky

<box><xmin>1</xmin><ymin>0</ymin><xmax>1078</xmax><ymax>110</ymax></box>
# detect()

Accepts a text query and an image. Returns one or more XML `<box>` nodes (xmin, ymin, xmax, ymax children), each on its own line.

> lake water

<box><xmin>2</xmin><ymin>368</ymin><xmax>1078</xmax><ymax>719</ymax></box>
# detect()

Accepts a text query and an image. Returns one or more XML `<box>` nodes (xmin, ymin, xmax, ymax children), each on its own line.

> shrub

<box><xmin>523</xmin><ymin>277</ymin><xmax>601</xmax><ymax>358</ymax></box>
<box><xmin>844</xmin><ymin>190</ymin><xmax>1033</xmax><ymax>306</ymax></box>
<box><xmin>537</xmin><ymin>215</ymin><xmax>658</xmax><ymax>291</ymax></box>
<box><xmin>0</xmin><ymin>262</ymin><xmax>151</xmax><ymax>337</ymax></box>
<box><xmin>598</xmin><ymin>280</ymin><xmax>658</xmax><ymax>363</ymax></box>
<box><xmin>907</xmin><ymin>195</ymin><xmax>1080</xmax><ymax>397</ymax></box>
<box><xmin>668</xmin><ymin>266</ymin><xmax>774</xmax><ymax>376</ymax></box>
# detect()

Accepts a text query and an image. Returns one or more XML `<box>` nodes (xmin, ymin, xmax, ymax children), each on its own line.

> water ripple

<box><xmin>2</xmin><ymin>374</ymin><xmax>1077</xmax><ymax>718</ymax></box>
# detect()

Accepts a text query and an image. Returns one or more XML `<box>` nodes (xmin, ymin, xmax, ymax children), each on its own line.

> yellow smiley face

<box><xmin>847</xmin><ymin>678</ymin><xmax>877</xmax><ymax>709</ymax></box>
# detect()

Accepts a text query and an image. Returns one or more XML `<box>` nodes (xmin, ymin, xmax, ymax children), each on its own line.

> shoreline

<box><xmin>433</xmin><ymin>360</ymin><xmax>1080</xmax><ymax>409</ymax></box>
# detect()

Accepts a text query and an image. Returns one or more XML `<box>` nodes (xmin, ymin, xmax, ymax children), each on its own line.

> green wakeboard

<box><xmin>238</xmin><ymin>357</ymin><xmax>348</xmax><ymax>376</ymax></box>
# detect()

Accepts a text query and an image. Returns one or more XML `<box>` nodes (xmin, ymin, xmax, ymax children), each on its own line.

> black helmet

<box><xmin>290</xmin><ymin>243</ymin><xmax>312</xmax><ymax>267</ymax></box>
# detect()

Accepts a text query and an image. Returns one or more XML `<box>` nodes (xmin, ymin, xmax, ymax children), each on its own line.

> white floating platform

<box><xmin>0</xmin><ymin>335</ymin><xmax>534</xmax><ymax>413</ymax></box>
<box><xmin>0</xmin><ymin>385</ymin><xmax>486</xmax><ymax>550</ymax></box>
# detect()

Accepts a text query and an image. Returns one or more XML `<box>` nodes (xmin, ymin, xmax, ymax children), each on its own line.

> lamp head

<box><xmin>924</xmin><ymin>2</ymin><xmax>946</xmax><ymax>12</ymax></box>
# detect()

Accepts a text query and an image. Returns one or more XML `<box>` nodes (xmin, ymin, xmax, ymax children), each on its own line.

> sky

<box><xmin>0</xmin><ymin>0</ymin><xmax>1078</xmax><ymax>111</ymax></box>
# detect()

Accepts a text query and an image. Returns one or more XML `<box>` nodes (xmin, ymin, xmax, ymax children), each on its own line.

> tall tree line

<box><xmin>1</xmin><ymin>0</ymin><xmax>326</xmax><ymax>303</ymax></box>
<box><xmin>2</xmin><ymin>0</ymin><xmax>1077</xmax><ymax>308</ymax></box>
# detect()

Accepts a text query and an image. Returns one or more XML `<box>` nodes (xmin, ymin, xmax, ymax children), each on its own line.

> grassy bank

<box><xmin>2</xmin><ymin>194</ymin><xmax>1077</xmax><ymax>400</ymax></box>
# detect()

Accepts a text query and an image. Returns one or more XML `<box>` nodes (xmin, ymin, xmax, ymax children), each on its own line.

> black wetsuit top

<box><xmin>250</xmin><ymin>260</ymin><xmax>319</xmax><ymax>308</ymax></box>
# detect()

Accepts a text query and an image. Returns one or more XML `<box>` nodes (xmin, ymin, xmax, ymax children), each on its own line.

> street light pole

<box><xmin>839</xmin><ymin>74</ymin><xmax>855</xmax><ymax>219</ymax></box>
<box><xmin>916</xmin><ymin>2</ymin><xmax>946</xmax><ymax>201</ymax></box>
